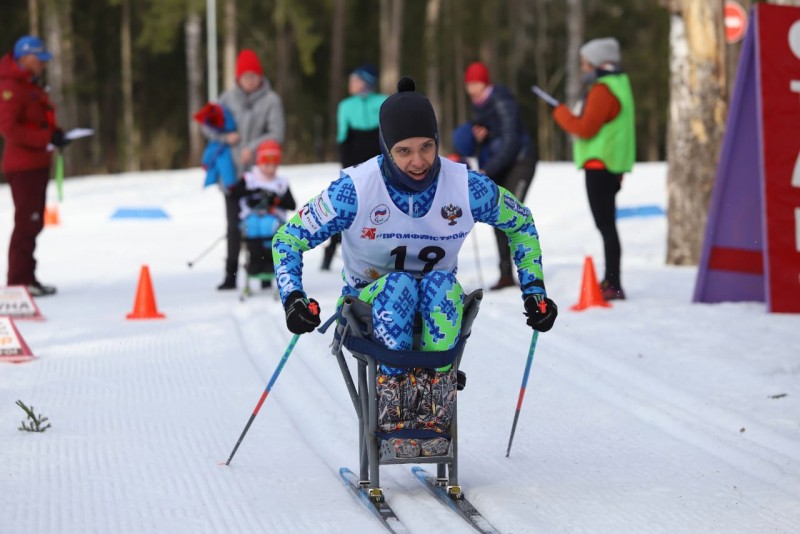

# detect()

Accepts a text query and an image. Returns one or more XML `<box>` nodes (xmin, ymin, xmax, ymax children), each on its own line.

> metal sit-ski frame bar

<box><xmin>332</xmin><ymin>289</ymin><xmax>483</xmax><ymax>491</ymax></box>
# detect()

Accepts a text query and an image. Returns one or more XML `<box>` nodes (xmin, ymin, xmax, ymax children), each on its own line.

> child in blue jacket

<box><xmin>231</xmin><ymin>140</ymin><xmax>296</xmax><ymax>289</ymax></box>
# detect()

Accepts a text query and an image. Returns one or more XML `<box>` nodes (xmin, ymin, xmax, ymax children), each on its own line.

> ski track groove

<box><xmin>543</xmin><ymin>331</ymin><xmax>800</xmax><ymax>499</ymax></box>
<box><xmin>476</xmin><ymin>324</ymin><xmax>800</xmax><ymax>529</ymax></box>
<box><xmin>4</xmin><ymin>318</ymin><xmax>289</xmax><ymax>534</ymax></box>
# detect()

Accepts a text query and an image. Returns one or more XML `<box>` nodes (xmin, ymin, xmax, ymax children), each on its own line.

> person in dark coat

<box><xmin>463</xmin><ymin>62</ymin><xmax>538</xmax><ymax>290</ymax></box>
<box><xmin>0</xmin><ymin>36</ymin><xmax>69</xmax><ymax>296</ymax></box>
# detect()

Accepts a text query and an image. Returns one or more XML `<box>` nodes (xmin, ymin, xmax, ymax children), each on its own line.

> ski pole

<box><xmin>505</xmin><ymin>330</ymin><xmax>539</xmax><ymax>457</ymax></box>
<box><xmin>55</xmin><ymin>151</ymin><xmax>64</xmax><ymax>202</ymax></box>
<box><xmin>222</xmin><ymin>333</ymin><xmax>300</xmax><ymax>466</ymax></box>
<box><xmin>187</xmin><ymin>234</ymin><xmax>225</xmax><ymax>268</ymax></box>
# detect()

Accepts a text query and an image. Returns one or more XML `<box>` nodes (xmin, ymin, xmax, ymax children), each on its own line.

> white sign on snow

<box><xmin>0</xmin><ymin>316</ymin><xmax>35</xmax><ymax>363</ymax></box>
<box><xmin>0</xmin><ymin>286</ymin><xmax>43</xmax><ymax>319</ymax></box>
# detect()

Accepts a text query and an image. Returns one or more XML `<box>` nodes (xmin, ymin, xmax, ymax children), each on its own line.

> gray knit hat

<box><xmin>580</xmin><ymin>38</ymin><xmax>621</xmax><ymax>67</ymax></box>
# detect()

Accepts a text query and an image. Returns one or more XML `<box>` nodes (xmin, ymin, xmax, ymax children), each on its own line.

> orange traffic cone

<box><xmin>126</xmin><ymin>265</ymin><xmax>165</xmax><ymax>319</ymax></box>
<box><xmin>44</xmin><ymin>203</ymin><xmax>60</xmax><ymax>226</ymax></box>
<box><xmin>571</xmin><ymin>256</ymin><xmax>611</xmax><ymax>311</ymax></box>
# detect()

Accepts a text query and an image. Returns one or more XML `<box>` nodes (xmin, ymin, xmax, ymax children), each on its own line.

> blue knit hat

<box><xmin>351</xmin><ymin>64</ymin><xmax>378</xmax><ymax>89</ymax></box>
<box><xmin>14</xmin><ymin>36</ymin><xmax>52</xmax><ymax>61</ymax></box>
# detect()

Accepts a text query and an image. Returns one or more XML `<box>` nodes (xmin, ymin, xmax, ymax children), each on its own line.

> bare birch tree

<box><xmin>449</xmin><ymin>0</ymin><xmax>466</xmax><ymax>129</ymax></box>
<box><xmin>534</xmin><ymin>0</ymin><xmax>558</xmax><ymax>161</ymax></box>
<box><xmin>28</xmin><ymin>0</ymin><xmax>40</xmax><ymax>35</ymax></box>
<box><xmin>327</xmin><ymin>0</ymin><xmax>347</xmax><ymax>160</ymax></box>
<box><xmin>506</xmin><ymin>0</ymin><xmax>531</xmax><ymax>93</ymax></box>
<box><xmin>379</xmin><ymin>0</ymin><xmax>403</xmax><ymax>94</ymax></box>
<box><xmin>44</xmin><ymin>0</ymin><xmax>78</xmax><ymax>175</ymax></box>
<box><xmin>120</xmin><ymin>0</ymin><xmax>140</xmax><ymax>171</ymax></box>
<box><xmin>185</xmin><ymin>11</ymin><xmax>204</xmax><ymax>165</ymax></box>
<box><xmin>665</xmin><ymin>0</ymin><xmax>726</xmax><ymax>265</ymax></box>
<box><xmin>223</xmin><ymin>0</ymin><xmax>236</xmax><ymax>91</ymax></box>
<box><xmin>565</xmin><ymin>0</ymin><xmax>584</xmax><ymax>108</ymax></box>
<box><xmin>425</xmin><ymin>0</ymin><xmax>442</xmax><ymax>122</ymax></box>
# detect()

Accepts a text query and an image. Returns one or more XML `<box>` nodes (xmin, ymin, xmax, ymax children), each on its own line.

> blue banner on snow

<box><xmin>616</xmin><ymin>205</ymin><xmax>665</xmax><ymax>219</ymax></box>
<box><xmin>111</xmin><ymin>207</ymin><xmax>170</xmax><ymax>220</ymax></box>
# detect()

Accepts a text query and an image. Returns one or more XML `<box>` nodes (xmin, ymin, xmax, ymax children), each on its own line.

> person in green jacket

<box><xmin>552</xmin><ymin>37</ymin><xmax>636</xmax><ymax>301</ymax></box>
<box><xmin>321</xmin><ymin>64</ymin><xmax>388</xmax><ymax>271</ymax></box>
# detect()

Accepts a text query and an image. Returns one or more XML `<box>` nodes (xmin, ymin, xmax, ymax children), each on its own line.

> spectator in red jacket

<box><xmin>0</xmin><ymin>36</ymin><xmax>69</xmax><ymax>296</ymax></box>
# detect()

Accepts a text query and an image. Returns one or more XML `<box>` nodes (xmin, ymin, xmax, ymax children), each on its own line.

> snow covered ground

<box><xmin>1</xmin><ymin>161</ymin><xmax>798</xmax><ymax>534</ymax></box>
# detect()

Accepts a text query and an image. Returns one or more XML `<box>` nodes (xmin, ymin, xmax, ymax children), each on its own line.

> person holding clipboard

<box><xmin>0</xmin><ymin>36</ymin><xmax>68</xmax><ymax>297</ymax></box>
<box><xmin>539</xmin><ymin>37</ymin><xmax>636</xmax><ymax>301</ymax></box>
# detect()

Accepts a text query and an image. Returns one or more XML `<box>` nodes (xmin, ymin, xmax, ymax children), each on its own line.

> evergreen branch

<box><xmin>16</xmin><ymin>400</ymin><xmax>52</xmax><ymax>433</ymax></box>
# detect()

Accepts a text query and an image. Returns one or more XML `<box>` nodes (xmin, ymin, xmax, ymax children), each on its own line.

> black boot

<box><xmin>217</xmin><ymin>273</ymin><xmax>237</xmax><ymax>290</ymax></box>
<box><xmin>28</xmin><ymin>281</ymin><xmax>57</xmax><ymax>297</ymax></box>
<box><xmin>489</xmin><ymin>275</ymin><xmax>516</xmax><ymax>291</ymax></box>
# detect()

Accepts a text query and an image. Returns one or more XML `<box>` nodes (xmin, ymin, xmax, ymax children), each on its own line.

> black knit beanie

<box><xmin>379</xmin><ymin>77</ymin><xmax>441</xmax><ymax>192</ymax></box>
<box><xmin>379</xmin><ymin>77</ymin><xmax>439</xmax><ymax>151</ymax></box>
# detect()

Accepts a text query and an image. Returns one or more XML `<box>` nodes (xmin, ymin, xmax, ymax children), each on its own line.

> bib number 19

<box><xmin>391</xmin><ymin>245</ymin><xmax>445</xmax><ymax>273</ymax></box>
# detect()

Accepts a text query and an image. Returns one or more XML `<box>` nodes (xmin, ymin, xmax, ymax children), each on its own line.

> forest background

<box><xmin>1</xmin><ymin>0</ymin><xmax>797</xmax><ymax>265</ymax></box>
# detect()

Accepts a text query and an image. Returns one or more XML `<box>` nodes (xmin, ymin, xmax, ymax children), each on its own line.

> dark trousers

<box><xmin>493</xmin><ymin>152</ymin><xmax>537</xmax><ymax>278</ymax></box>
<box><xmin>6</xmin><ymin>168</ymin><xmax>50</xmax><ymax>285</ymax></box>
<box><xmin>322</xmin><ymin>232</ymin><xmax>341</xmax><ymax>267</ymax></box>
<box><xmin>224</xmin><ymin>193</ymin><xmax>242</xmax><ymax>279</ymax></box>
<box><xmin>245</xmin><ymin>239</ymin><xmax>274</xmax><ymax>277</ymax></box>
<box><xmin>585</xmin><ymin>168</ymin><xmax>622</xmax><ymax>288</ymax></box>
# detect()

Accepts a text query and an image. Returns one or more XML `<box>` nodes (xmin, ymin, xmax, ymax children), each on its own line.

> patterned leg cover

<box><xmin>416</xmin><ymin>272</ymin><xmax>462</xmax><ymax>433</ymax></box>
<box><xmin>358</xmin><ymin>271</ymin><xmax>464</xmax><ymax>435</ymax></box>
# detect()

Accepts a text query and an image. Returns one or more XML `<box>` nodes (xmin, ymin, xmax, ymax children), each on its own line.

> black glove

<box><xmin>284</xmin><ymin>291</ymin><xmax>321</xmax><ymax>334</ymax></box>
<box><xmin>50</xmin><ymin>129</ymin><xmax>71</xmax><ymax>149</ymax></box>
<box><xmin>524</xmin><ymin>294</ymin><xmax>558</xmax><ymax>332</ymax></box>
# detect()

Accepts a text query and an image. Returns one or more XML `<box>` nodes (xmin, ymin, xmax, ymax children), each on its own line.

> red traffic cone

<box><xmin>571</xmin><ymin>256</ymin><xmax>611</xmax><ymax>311</ymax></box>
<box><xmin>126</xmin><ymin>265</ymin><xmax>165</xmax><ymax>319</ymax></box>
<box><xmin>44</xmin><ymin>203</ymin><xmax>60</xmax><ymax>226</ymax></box>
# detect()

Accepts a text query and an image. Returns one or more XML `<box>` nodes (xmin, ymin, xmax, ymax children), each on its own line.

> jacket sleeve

<box><xmin>481</xmin><ymin>95</ymin><xmax>523</xmax><ymax>178</ymax></box>
<box><xmin>276</xmin><ymin>187</ymin><xmax>296</xmax><ymax>211</ymax></box>
<box><xmin>552</xmin><ymin>84</ymin><xmax>620</xmax><ymax>139</ymax></box>
<box><xmin>272</xmin><ymin>175</ymin><xmax>358</xmax><ymax>303</ymax></box>
<box><xmin>0</xmin><ymin>85</ymin><xmax>52</xmax><ymax>149</ymax></box>
<box><xmin>468</xmin><ymin>170</ymin><xmax>546</xmax><ymax>298</ymax></box>
<box><xmin>336</xmin><ymin>99</ymin><xmax>349</xmax><ymax>144</ymax></box>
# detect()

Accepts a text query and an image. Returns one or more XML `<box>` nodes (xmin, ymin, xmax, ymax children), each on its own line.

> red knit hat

<box><xmin>236</xmin><ymin>49</ymin><xmax>264</xmax><ymax>79</ymax></box>
<box><xmin>256</xmin><ymin>140</ymin><xmax>282</xmax><ymax>165</ymax></box>
<box><xmin>464</xmin><ymin>62</ymin><xmax>491</xmax><ymax>85</ymax></box>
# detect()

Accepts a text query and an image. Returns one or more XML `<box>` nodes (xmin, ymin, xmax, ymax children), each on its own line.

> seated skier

<box><xmin>272</xmin><ymin>77</ymin><xmax>558</xmax><ymax>458</ymax></box>
<box><xmin>232</xmin><ymin>140</ymin><xmax>295</xmax><ymax>289</ymax></box>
